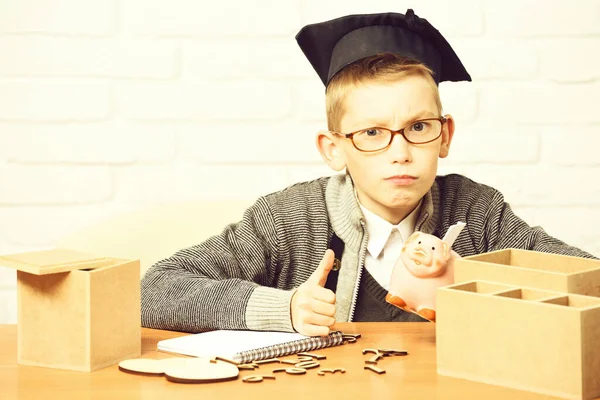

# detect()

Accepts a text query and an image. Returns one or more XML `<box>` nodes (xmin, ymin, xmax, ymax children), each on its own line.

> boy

<box><xmin>140</xmin><ymin>10</ymin><xmax>596</xmax><ymax>336</ymax></box>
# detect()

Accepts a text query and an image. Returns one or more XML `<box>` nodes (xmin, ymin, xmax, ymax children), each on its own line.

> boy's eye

<box><xmin>411</xmin><ymin>122</ymin><xmax>427</xmax><ymax>131</ymax></box>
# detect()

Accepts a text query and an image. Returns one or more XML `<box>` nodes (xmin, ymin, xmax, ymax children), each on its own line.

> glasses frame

<box><xmin>331</xmin><ymin>116</ymin><xmax>448</xmax><ymax>152</ymax></box>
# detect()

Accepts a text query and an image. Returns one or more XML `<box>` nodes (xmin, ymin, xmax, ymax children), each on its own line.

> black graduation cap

<box><xmin>295</xmin><ymin>9</ymin><xmax>471</xmax><ymax>87</ymax></box>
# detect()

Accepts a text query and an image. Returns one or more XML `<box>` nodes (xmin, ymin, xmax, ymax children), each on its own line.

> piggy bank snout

<box><xmin>410</xmin><ymin>247</ymin><xmax>433</xmax><ymax>266</ymax></box>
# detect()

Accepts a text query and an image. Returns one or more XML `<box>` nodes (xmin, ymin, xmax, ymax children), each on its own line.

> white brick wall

<box><xmin>0</xmin><ymin>80</ymin><xmax>110</xmax><ymax>121</ymax></box>
<box><xmin>1</xmin><ymin>0</ymin><xmax>599</xmax><ymax>324</ymax></box>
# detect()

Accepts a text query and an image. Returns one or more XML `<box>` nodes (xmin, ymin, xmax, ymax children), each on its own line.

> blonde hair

<box><xmin>325</xmin><ymin>53</ymin><xmax>443</xmax><ymax>131</ymax></box>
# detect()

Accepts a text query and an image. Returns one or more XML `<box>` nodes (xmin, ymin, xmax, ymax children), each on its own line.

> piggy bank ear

<box><xmin>406</xmin><ymin>231</ymin><xmax>420</xmax><ymax>243</ymax></box>
<box><xmin>442</xmin><ymin>242</ymin><xmax>449</xmax><ymax>256</ymax></box>
<box><xmin>401</xmin><ymin>240</ymin><xmax>410</xmax><ymax>253</ymax></box>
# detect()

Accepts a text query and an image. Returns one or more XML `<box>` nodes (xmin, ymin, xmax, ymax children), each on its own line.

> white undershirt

<box><xmin>358</xmin><ymin>200</ymin><xmax>421</xmax><ymax>290</ymax></box>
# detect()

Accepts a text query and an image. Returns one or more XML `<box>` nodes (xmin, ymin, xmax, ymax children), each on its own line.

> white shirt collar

<box><xmin>358</xmin><ymin>199</ymin><xmax>421</xmax><ymax>259</ymax></box>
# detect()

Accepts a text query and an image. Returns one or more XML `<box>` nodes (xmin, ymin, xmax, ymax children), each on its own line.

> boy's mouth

<box><xmin>385</xmin><ymin>175</ymin><xmax>417</xmax><ymax>186</ymax></box>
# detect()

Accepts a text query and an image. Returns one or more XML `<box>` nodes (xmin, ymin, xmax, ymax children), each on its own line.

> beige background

<box><xmin>0</xmin><ymin>0</ymin><xmax>599</xmax><ymax>323</ymax></box>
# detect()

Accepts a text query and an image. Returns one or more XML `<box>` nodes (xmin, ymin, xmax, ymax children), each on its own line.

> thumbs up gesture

<box><xmin>290</xmin><ymin>249</ymin><xmax>337</xmax><ymax>336</ymax></box>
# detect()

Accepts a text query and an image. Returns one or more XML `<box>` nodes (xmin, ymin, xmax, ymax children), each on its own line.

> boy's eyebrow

<box><xmin>357</xmin><ymin>111</ymin><xmax>439</xmax><ymax>129</ymax></box>
<box><xmin>411</xmin><ymin>110</ymin><xmax>439</xmax><ymax>119</ymax></box>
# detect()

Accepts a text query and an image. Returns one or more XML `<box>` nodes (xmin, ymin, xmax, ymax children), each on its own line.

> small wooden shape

<box><xmin>243</xmin><ymin>375</ymin><xmax>274</xmax><ymax>383</ymax></box>
<box><xmin>297</xmin><ymin>352</ymin><xmax>327</xmax><ymax>360</ymax></box>
<box><xmin>243</xmin><ymin>375</ymin><xmax>264</xmax><ymax>383</ymax></box>
<box><xmin>164</xmin><ymin>358</ymin><xmax>239</xmax><ymax>383</ymax></box>
<box><xmin>280</xmin><ymin>359</ymin><xmax>298</xmax><ymax>365</ymax></box>
<box><xmin>364</xmin><ymin>365</ymin><xmax>386</xmax><ymax>374</ymax></box>
<box><xmin>361</xmin><ymin>348</ymin><xmax>380</xmax><ymax>356</ymax></box>
<box><xmin>294</xmin><ymin>361</ymin><xmax>320</xmax><ymax>369</ymax></box>
<box><xmin>343</xmin><ymin>333</ymin><xmax>361</xmax><ymax>339</ymax></box>
<box><xmin>454</xmin><ymin>249</ymin><xmax>600</xmax><ymax>296</ymax></box>
<box><xmin>285</xmin><ymin>368</ymin><xmax>307</xmax><ymax>375</ymax></box>
<box><xmin>437</xmin><ymin>280</ymin><xmax>600</xmax><ymax>400</ymax></box>
<box><xmin>365</xmin><ymin>355</ymin><xmax>382</xmax><ymax>364</ymax></box>
<box><xmin>271</xmin><ymin>368</ymin><xmax>287</xmax><ymax>373</ymax></box>
<box><xmin>215</xmin><ymin>356</ymin><xmax>239</xmax><ymax>365</ymax></box>
<box><xmin>0</xmin><ymin>248</ymin><xmax>141</xmax><ymax>372</ymax></box>
<box><xmin>342</xmin><ymin>333</ymin><xmax>361</xmax><ymax>344</ymax></box>
<box><xmin>237</xmin><ymin>364</ymin><xmax>257</xmax><ymax>370</ymax></box>
<box><xmin>253</xmin><ymin>358</ymin><xmax>280</xmax><ymax>365</ymax></box>
<box><xmin>379</xmin><ymin>348</ymin><xmax>409</xmax><ymax>356</ymax></box>
<box><xmin>318</xmin><ymin>368</ymin><xmax>345</xmax><ymax>376</ymax></box>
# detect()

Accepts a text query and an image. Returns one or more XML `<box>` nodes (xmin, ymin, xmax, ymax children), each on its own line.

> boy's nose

<box><xmin>387</xmin><ymin>132</ymin><xmax>412</xmax><ymax>163</ymax></box>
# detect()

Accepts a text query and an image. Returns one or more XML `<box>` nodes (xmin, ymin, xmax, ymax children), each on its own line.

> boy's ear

<box><xmin>316</xmin><ymin>130</ymin><xmax>346</xmax><ymax>171</ymax></box>
<box><xmin>439</xmin><ymin>114</ymin><xmax>455</xmax><ymax>159</ymax></box>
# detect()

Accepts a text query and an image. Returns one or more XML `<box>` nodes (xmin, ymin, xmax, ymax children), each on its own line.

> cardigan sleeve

<box><xmin>482</xmin><ymin>190</ymin><xmax>597</xmax><ymax>259</ymax></box>
<box><xmin>140</xmin><ymin>196</ymin><xmax>296</xmax><ymax>333</ymax></box>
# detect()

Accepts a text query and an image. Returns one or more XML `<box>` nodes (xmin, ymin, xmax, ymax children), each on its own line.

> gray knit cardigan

<box><xmin>140</xmin><ymin>173</ymin><xmax>595</xmax><ymax>333</ymax></box>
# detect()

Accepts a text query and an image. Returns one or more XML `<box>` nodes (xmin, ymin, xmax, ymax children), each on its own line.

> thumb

<box><xmin>308</xmin><ymin>249</ymin><xmax>335</xmax><ymax>287</ymax></box>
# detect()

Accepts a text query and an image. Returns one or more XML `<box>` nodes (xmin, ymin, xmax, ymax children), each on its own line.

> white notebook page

<box><xmin>157</xmin><ymin>329</ymin><xmax>308</xmax><ymax>360</ymax></box>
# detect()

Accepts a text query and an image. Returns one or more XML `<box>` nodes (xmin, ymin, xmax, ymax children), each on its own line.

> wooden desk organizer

<box><xmin>0</xmin><ymin>248</ymin><xmax>141</xmax><ymax>372</ymax></box>
<box><xmin>437</xmin><ymin>279</ymin><xmax>600</xmax><ymax>400</ymax></box>
<box><xmin>454</xmin><ymin>249</ymin><xmax>600</xmax><ymax>297</ymax></box>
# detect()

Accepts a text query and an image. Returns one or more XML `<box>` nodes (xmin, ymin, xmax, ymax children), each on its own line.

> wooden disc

<box><xmin>118</xmin><ymin>358</ymin><xmax>167</xmax><ymax>375</ymax></box>
<box><xmin>164</xmin><ymin>358</ymin><xmax>239</xmax><ymax>383</ymax></box>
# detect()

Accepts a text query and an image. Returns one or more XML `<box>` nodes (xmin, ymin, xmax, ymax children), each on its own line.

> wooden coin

<box><xmin>164</xmin><ymin>358</ymin><xmax>239</xmax><ymax>383</ymax></box>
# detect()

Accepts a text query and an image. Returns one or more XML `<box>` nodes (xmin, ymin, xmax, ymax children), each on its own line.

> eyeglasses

<box><xmin>331</xmin><ymin>116</ymin><xmax>447</xmax><ymax>152</ymax></box>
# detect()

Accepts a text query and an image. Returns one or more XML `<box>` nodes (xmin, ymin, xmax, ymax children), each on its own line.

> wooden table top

<box><xmin>0</xmin><ymin>322</ymin><xmax>565</xmax><ymax>400</ymax></box>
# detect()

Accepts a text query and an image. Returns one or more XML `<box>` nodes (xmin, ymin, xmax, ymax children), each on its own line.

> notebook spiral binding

<box><xmin>239</xmin><ymin>331</ymin><xmax>344</xmax><ymax>364</ymax></box>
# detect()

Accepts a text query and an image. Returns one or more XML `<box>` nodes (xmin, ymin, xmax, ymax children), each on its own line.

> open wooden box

<box><xmin>437</xmin><ymin>280</ymin><xmax>600</xmax><ymax>399</ymax></box>
<box><xmin>0</xmin><ymin>248</ymin><xmax>141</xmax><ymax>372</ymax></box>
<box><xmin>454</xmin><ymin>249</ymin><xmax>600</xmax><ymax>297</ymax></box>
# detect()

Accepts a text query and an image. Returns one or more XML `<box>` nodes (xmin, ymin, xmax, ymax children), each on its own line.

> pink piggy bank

<box><xmin>385</xmin><ymin>231</ymin><xmax>457</xmax><ymax>322</ymax></box>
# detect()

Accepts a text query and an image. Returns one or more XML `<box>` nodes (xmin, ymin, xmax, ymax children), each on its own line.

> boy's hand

<box><xmin>291</xmin><ymin>249</ymin><xmax>336</xmax><ymax>336</ymax></box>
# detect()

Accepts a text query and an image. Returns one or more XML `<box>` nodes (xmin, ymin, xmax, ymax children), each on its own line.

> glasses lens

<box><xmin>353</xmin><ymin>128</ymin><xmax>392</xmax><ymax>151</ymax></box>
<box><xmin>404</xmin><ymin>119</ymin><xmax>442</xmax><ymax>143</ymax></box>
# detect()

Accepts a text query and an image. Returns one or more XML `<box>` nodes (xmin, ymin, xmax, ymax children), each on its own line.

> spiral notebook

<box><xmin>157</xmin><ymin>330</ymin><xmax>345</xmax><ymax>364</ymax></box>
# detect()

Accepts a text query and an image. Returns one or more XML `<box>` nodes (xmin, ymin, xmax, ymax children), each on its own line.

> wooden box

<box><xmin>0</xmin><ymin>248</ymin><xmax>141</xmax><ymax>372</ymax></box>
<box><xmin>437</xmin><ymin>280</ymin><xmax>600</xmax><ymax>400</ymax></box>
<box><xmin>454</xmin><ymin>249</ymin><xmax>600</xmax><ymax>296</ymax></box>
